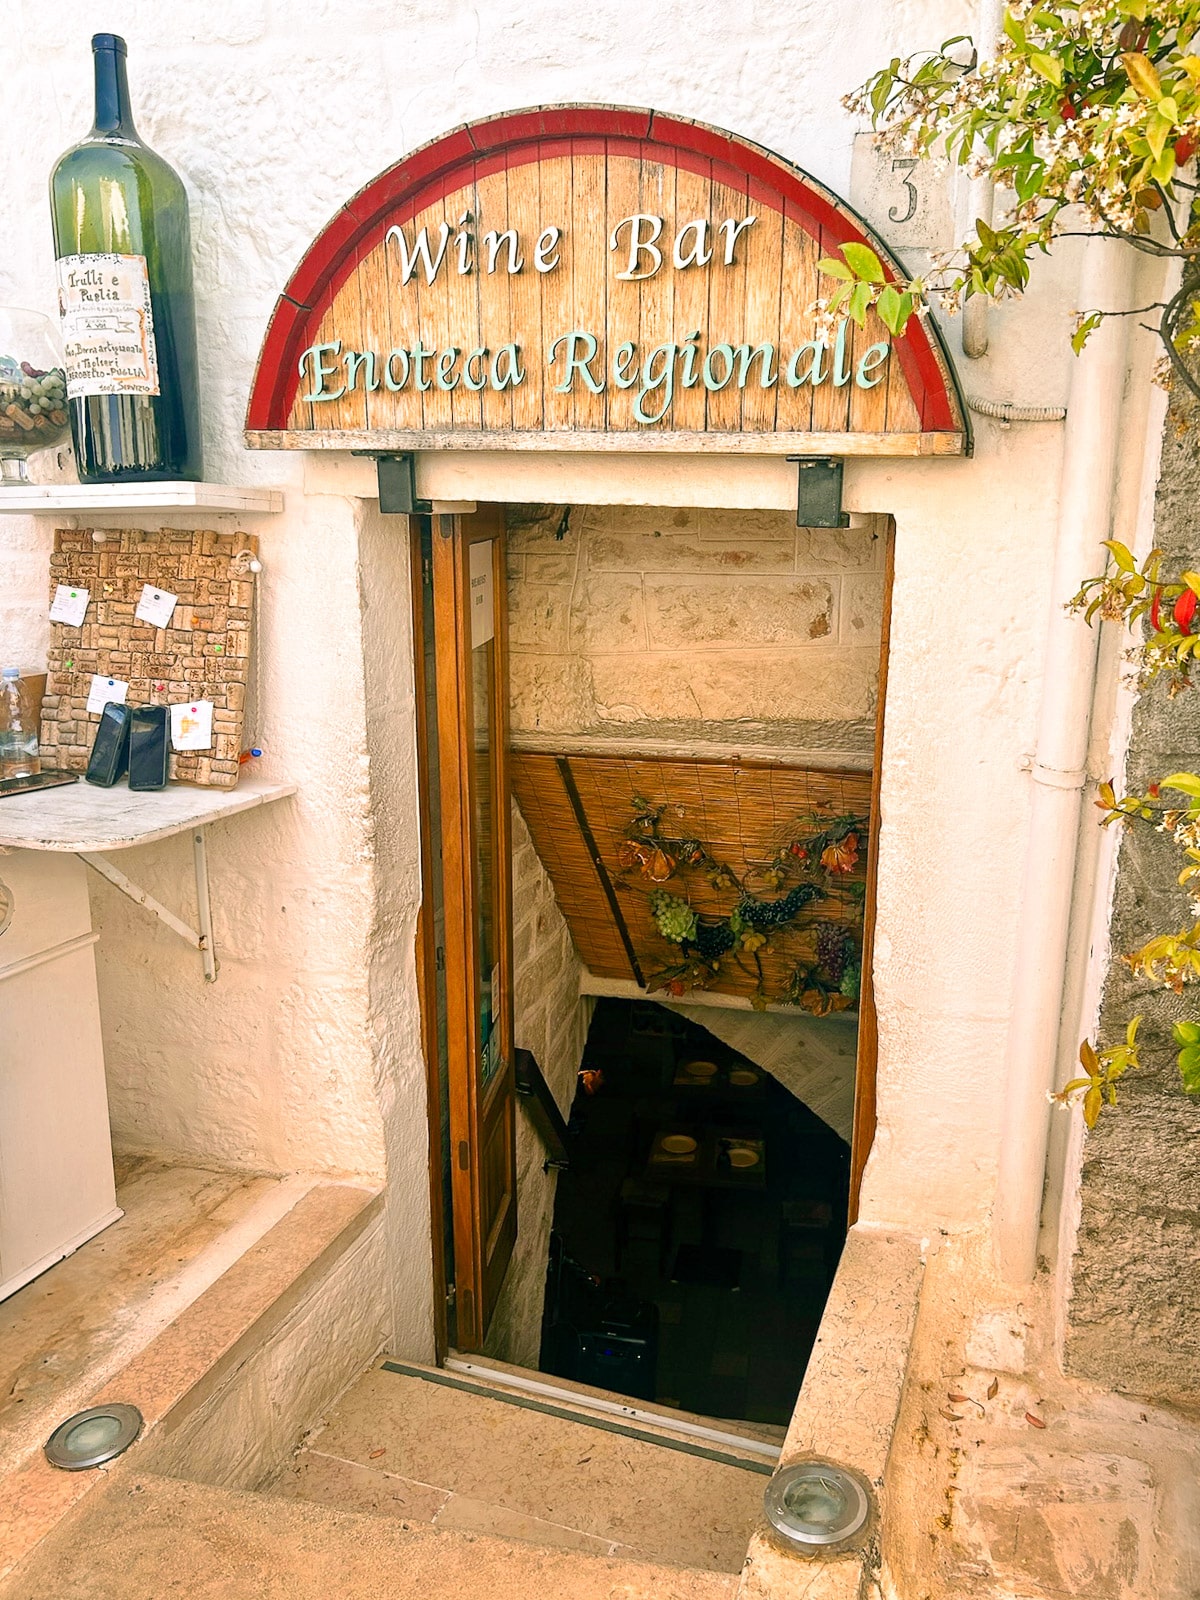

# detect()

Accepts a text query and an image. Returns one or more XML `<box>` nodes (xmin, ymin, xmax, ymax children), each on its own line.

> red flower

<box><xmin>1174</xmin><ymin>589</ymin><xmax>1198</xmax><ymax>635</ymax></box>
<box><xmin>1148</xmin><ymin>782</ymin><xmax>1161</xmax><ymax>798</ymax></box>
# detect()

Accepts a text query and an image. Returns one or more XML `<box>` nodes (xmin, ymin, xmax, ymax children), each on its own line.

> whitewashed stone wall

<box><xmin>484</xmin><ymin>803</ymin><xmax>592</xmax><ymax>1368</ymax></box>
<box><xmin>507</xmin><ymin>505</ymin><xmax>883</xmax><ymax>757</ymax></box>
<box><xmin>0</xmin><ymin>0</ymin><xmax>1169</xmax><ymax>1349</ymax></box>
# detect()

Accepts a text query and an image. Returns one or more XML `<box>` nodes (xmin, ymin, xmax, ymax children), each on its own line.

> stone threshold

<box><xmin>736</xmin><ymin>1224</ymin><xmax>927</xmax><ymax>1600</ymax></box>
<box><xmin>0</xmin><ymin>1177</ymin><xmax>382</xmax><ymax>1582</ymax></box>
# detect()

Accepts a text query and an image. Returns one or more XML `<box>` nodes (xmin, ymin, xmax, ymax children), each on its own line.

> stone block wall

<box><xmin>1067</xmin><ymin>389</ymin><xmax>1200</xmax><ymax>1402</ymax></box>
<box><xmin>506</xmin><ymin>504</ymin><xmax>884</xmax><ymax>758</ymax></box>
<box><xmin>483</xmin><ymin>800</ymin><xmax>592</xmax><ymax>1367</ymax></box>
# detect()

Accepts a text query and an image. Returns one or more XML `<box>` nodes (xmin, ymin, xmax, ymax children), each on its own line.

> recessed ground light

<box><xmin>762</xmin><ymin>1459</ymin><xmax>873</xmax><ymax>1554</ymax></box>
<box><xmin>44</xmin><ymin>1404</ymin><xmax>143</xmax><ymax>1470</ymax></box>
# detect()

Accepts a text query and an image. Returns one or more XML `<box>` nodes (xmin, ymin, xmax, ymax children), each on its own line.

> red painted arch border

<box><xmin>245</xmin><ymin>104</ymin><xmax>968</xmax><ymax>443</ymax></box>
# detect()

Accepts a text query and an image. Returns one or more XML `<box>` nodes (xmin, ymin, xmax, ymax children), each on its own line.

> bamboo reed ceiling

<box><xmin>511</xmin><ymin>752</ymin><xmax>872</xmax><ymax>1005</ymax></box>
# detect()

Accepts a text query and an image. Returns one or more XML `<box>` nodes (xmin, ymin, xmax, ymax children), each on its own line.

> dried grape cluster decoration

<box><xmin>619</xmin><ymin>794</ymin><xmax>868</xmax><ymax>1013</ymax></box>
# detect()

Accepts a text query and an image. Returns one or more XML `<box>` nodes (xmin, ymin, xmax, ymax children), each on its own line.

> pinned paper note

<box><xmin>49</xmin><ymin>584</ymin><xmax>90</xmax><ymax>627</ymax></box>
<box><xmin>135</xmin><ymin>584</ymin><xmax>178</xmax><ymax>628</ymax></box>
<box><xmin>86</xmin><ymin>675</ymin><xmax>128</xmax><ymax>714</ymax></box>
<box><xmin>170</xmin><ymin>699</ymin><xmax>213</xmax><ymax>752</ymax></box>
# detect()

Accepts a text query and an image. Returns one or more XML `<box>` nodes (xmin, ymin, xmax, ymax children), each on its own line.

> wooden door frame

<box><xmin>848</xmin><ymin>516</ymin><xmax>894</xmax><ymax>1223</ymax></box>
<box><xmin>413</xmin><ymin>495</ymin><xmax>890</xmax><ymax>1325</ymax></box>
<box><xmin>416</xmin><ymin>507</ymin><xmax>516</xmax><ymax>1352</ymax></box>
<box><xmin>410</xmin><ymin>514</ymin><xmax>451</xmax><ymax>1362</ymax></box>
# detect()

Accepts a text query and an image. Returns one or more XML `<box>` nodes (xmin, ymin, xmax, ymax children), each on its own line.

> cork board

<box><xmin>40</xmin><ymin>527</ymin><xmax>257</xmax><ymax>790</ymax></box>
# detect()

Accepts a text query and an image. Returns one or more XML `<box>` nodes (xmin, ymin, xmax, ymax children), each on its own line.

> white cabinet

<box><xmin>0</xmin><ymin>850</ymin><xmax>120</xmax><ymax>1300</ymax></box>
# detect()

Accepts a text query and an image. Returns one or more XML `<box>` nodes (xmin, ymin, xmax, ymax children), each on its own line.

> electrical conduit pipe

<box><xmin>993</xmin><ymin>235</ymin><xmax>1136</xmax><ymax>1284</ymax></box>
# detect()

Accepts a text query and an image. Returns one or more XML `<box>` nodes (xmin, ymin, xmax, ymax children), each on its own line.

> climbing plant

<box><xmin>816</xmin><ymin>1</ymin><xmax>1200</xmax><ymax>392</ymax></box>
<box><xmin>822</xmin><ymin>3</ymin><xmax>1200</xmax><ymax>1121</ymax></box>
<box><xmin>1051</xmin><ymin>538</ymin><xmax>1200</xmax><ymax>1117</ymax></box>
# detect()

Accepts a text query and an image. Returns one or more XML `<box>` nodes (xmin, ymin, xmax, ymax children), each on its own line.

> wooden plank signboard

<box><xmin>246</xmin><ymin>107</ymin><xmax>968</xmax><ymax>457</ymax></box>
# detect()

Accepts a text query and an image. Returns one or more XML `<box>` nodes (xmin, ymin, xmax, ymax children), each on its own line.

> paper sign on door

<box><xmin>170</xmin><ymin>700</ymin><xmax>213</xmax><ymax>751</ymax></box>
<box><xmin>86</xmin><ymin>675</ymin><xmax>128</xmax><ymax>714</ymax></box>
<box><xmin>469</xmin><ymin>540</ymin><xmax>495</xmax><ymax>649</ymax></box>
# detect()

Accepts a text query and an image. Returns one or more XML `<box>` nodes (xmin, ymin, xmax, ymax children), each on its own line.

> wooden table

<box><xmin>645</xmin><ymin>1126</ymin><xmax>767</xmax><ymax>1191</ymax></box>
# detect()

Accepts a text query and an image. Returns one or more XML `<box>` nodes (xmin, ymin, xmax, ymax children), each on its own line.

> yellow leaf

<box><xmin>1123</xmin><ymin>51</ymin><xmax>1163</xmax><ymax>99</ymax></box>
<box><xmin>1079</xmin><ymin>1038</ymin><xmax>1100</xmax><ymax>1074</ymax></box>
<box><xmin>1084</xmin><ymin>1085</ymin><xmax>1103</xmax><ymax>1127</ymax></box>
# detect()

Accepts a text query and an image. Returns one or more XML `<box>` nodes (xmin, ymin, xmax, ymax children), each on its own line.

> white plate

<box><xmin>728</xmin><ymin>1146</ymin><xmax>760</xmax><ymax>1169</ymax></box>
<box><xmin>680</xmin><ymin>1060</ymin><xmax>718</xmax><ymax>1079</ymax></box>
<box><xmin>662</xmin><ymin>1133</ymin><xmax>698</xmax><ymax>1154</ymax></box>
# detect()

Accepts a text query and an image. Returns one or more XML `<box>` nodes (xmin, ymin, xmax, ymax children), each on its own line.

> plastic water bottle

<box><xmin>0</xmin><ymin>668</ymin><xmax>40</xmax><ymax>780</ymax></box>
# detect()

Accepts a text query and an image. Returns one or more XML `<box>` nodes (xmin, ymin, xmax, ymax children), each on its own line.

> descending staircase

<box><xmin>269</xmin><ymin>1357</ymin><xmax>778</xmax><ymax>1571</ymax></box>
<box><xmin>7</xmin><ymin>1357</ymin><xmax>778</xmax><ymax>1597</ymax></box>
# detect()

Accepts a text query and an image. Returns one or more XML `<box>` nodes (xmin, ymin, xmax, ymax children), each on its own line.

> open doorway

<box><xmin>542</xmin><ymin>996</ymin><xmax>850</xmax><ymax>1425</ymax></box>
<box><xmin>414</xmin><ymin>498</ymin><xmax>891</xmax><ymax>1429</ymax></box>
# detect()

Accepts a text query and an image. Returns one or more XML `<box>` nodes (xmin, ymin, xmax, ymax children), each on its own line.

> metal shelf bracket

<box><xmin>79</xmin><ymin>827</ymin><xmax>219</xmax><ymax>982</ymax></box>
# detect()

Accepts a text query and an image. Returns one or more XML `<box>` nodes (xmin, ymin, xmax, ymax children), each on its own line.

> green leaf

<box><xmin>1162</xmin><ymin>773</ymin><xmax>1200</xmax><ymax>798</ymax></box>
<box><xmin>876</xmin><ymin>284</ymin><xmax>903</xmax><ymax>334</ymax></box>
<box><xmin>1173</xmin><ymin>1019</ymin><xmax>1200</xmax><ymax>1045</ymax></box>
<box><xmin>1003</xmin><ymin>11</ymin><xmax>1026</xmax><ymax>47</ymax></box>
<box><xmin>1178</xmin><ymin>1043</ymin><xmax>1200</xmax><ymax>1093</ymax></box>
<box><xmin>1030</xmin><ymin>52</ymin><xmax>1063</xmax><ymax>88</ymax></box>
<box><xmin>841</xmin><ymin>242</ymin><xmax>886</xmax><ymax>284</ymax></box>
<box><xmin>1123</xmin><ymin>51</ymin><xmax>1163</xmax><ymax>99</ymax></box>
<box><xmin>847</xmin><ymin>280</ymin><xmax>872</xmax><ymax>326</ymax></box>
<box><xmin>818</xmin><ymin>257</ymin><xmax>853</xmax><ymax>281</ymax></box>
<box><xmin>1103</xmin><ymin>539</ymin><xmax>1136</xmax><ymax>572</ymax></box>
<box><xmin>1072</xmin><ymin>312</ymin><xmax>1103</xmax><ymax>355</ymax></box>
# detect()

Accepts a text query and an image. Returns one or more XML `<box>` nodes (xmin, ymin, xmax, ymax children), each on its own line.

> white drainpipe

<box><xmin>993</xmin><ymin>235</ymin><xmax>1136</xmax><ymax>1285</ymax></box>
<box><xmin>962</xmin><ymin>0</ymin><xmax>1004</xmax><ymax>358</ymax></box>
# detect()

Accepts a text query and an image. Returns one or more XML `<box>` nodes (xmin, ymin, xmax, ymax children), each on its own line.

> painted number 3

<box><xmin>889</xmin><ymin>158</ymin><xmax>918</xmax><ymax>225</ymax></box>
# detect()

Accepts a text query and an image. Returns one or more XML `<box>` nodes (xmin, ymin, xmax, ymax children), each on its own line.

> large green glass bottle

<box><xmin>50</xmin><ymin>34</ymin><xmax>202</xmax><ymax>482</ymax></box>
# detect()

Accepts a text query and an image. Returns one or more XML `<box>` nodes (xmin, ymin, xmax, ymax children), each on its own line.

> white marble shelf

<box><xmin>0</xmin><ymin>482</ymin><xmax>283</xmax><ymax>515</ymax></box>
<box><xmin>0</xmin><ymin>776</ymin><xmax>296</xmax><ymax>853</ymax></box>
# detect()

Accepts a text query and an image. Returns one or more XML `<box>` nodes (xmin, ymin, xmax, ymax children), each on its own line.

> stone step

<box><xmin>0</xmin><ymin>1180</ymin><xmax>383</xmax><ymax>1582</ymax></box>
<box><xmin>269</xmin><ymin>1357</ymin><xmax>769</xmax><ymax>1572</ymax></box>
<box><xmin>443</xmin><ymin>1350</ymin><xmax>787</xmax><ymax>1452</ymax></box>
<box><xmin>4</xmin><ymin>1470</ymin><xmax>740</xmax><ymax>1600</ymax></box>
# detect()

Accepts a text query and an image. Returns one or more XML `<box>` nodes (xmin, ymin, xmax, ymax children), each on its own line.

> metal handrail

<box><xmin>513</xmin><ymin>1047</ymin><xmax>571</xmax><ymax>1171</ymax></box>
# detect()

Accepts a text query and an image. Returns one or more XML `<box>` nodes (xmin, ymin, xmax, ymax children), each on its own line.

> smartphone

<box><xmin>85</xmin><ymin>702</ymin><xmax>131</xmax><ymax>787</ymax></box>
<box><xmin>128</xmin><ymin>705</ymin><xmax>170</xmax><ymax>791</ymax></box>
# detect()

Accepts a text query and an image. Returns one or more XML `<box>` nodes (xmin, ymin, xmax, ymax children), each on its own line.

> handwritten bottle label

<box><xmin>55</xmin><ymin>253</ymin><xmax>160</xmax><ymax>399</ymax></box>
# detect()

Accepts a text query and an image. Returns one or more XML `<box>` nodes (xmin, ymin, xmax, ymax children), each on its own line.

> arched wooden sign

<box><xmin>246</xmin><ymin>107</ymin><xmax>968</xmax><ymax>456</ymax></box>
